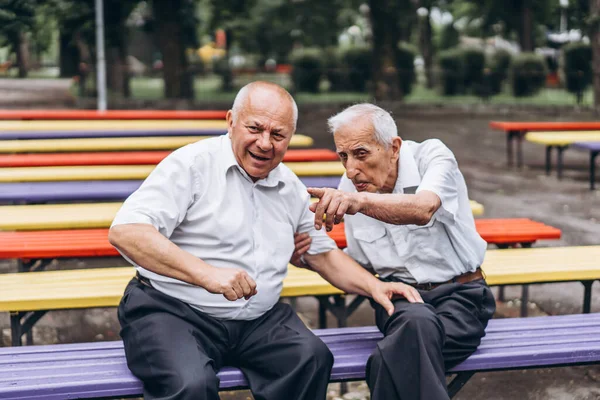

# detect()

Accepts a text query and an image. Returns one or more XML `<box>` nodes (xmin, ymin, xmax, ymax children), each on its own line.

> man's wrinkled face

<box><xmin>334</xmin><ymin>117</ymin><xmax>400</xmax><ymax>193</ymax></box>
<box><xmin>227</xmin><ymin>88</ymin><xmax>295</xmax><ymax>181</ymax></box>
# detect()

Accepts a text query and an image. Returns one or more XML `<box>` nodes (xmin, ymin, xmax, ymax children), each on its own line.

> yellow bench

<box><xmin>0</xmin><ymin>120</ymin><xmax>227</xmax><ymax>131</ymax></box>
<box><xmin>0</xmin><ymin>162</ymin><xmax>346</xmax><ymax>182</ymax></box>
<box><xmin>1</xmin><ymin>245</ymin><xmax>597</xmax><ymax>345</ymax></box>
<box><xmin>0</xmin><ymin>135</ymin><xmax>314</xmax><ymax>153</ymax></box>
<box><xmin>526</xmin><ymin>131</ymin><xmax>600</xmax><ymax>179</ymax></box>
<box><xmin>0</xmin><ymin>200</ymin><xmax>484</xmax><ymax>231</ymax></box>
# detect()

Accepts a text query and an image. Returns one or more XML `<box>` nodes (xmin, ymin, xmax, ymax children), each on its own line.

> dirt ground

<box><xmin>1</xmin><ymin>87</ymin><xmax>600</xmax><ymax>399</ymax></box>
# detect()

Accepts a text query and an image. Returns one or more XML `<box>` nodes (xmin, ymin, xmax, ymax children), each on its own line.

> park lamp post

<box><xmin>95</xmin><ymin>0</ymin><xmax>107</xmax><ymax>112</ymax></box>
<box><xmin>559</xmin><ymin>0</ymin><xmax>569</xmax><ymax>33</ymax></box>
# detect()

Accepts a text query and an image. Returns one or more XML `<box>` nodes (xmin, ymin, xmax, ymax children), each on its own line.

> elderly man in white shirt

<box><xmin>109</xmin><ymin>83</ymin><xmax>423</xmax><ymax>400</ymax></box>
<box><xmin>294</xmin><ymin>103</ymin><xmax>496</xmax><ymax>400</ymax></box>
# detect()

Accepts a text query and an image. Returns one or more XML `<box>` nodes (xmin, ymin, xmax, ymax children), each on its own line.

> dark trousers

<box><xmin>118</xmin><ymin>278</ymin><xmax>333</xmax><ymax>400</ymax></box>
<box><xmin>367</xmin><ymin>279</ymin><xmax>496</xmax><ymax>400</ymax></box>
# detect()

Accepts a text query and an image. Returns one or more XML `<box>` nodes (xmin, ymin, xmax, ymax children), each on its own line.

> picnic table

<box><xmin>489</xmin><ymin>121</ymin><xmax>600</xmax><ymax>167</ymax></box>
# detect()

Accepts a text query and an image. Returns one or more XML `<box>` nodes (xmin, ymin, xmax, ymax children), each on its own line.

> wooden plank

<box><xmin>0</xmin><ymin>161</ymin><xmax>345</xmax><ymax>182</ymax></box>
<box><xmin>526</xmin><ymin>131</ymin><xmax>600</xmax><ymax>146</ymax></box>
<box><xmin>0</xmin><ymin>120</ymin><xmax>226</xmax><ymax>131</ymax></box>
<box><xmin>0</xmin><ymin>135</ymin><xmax>314</xmax><ymax>153</ymax></box>
<box><xmin>0</xmin><ymin>110</ymin><xmax>227</xmax><ymax>120</ymax></box>
<box><xmin>490</xmin><ymin>121</ymin><xmax>600</xmax><ymax>132</ymax></box>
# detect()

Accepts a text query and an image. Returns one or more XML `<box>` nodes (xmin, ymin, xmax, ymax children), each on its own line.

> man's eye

<box><xmin>247</xmin><ymin>126</ymin><xmax>259</xmax><ymax>132</ymax></box>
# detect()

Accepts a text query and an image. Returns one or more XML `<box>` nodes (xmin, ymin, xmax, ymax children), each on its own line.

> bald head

<box><xmin>231</xmin><ymin>81</ymin><xmax>298</xmax><ymax>130</ymax></box>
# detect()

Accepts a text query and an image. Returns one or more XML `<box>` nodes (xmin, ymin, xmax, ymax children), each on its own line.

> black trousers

<box><xmin>118</xmin><ymin>278</ymin><xmax>333</xmax><ymax>400</ymax></box>
<box><xmin>366</xmin><ymin>279</ymin><xmax>496</xmax><ymax>400</ymax></box>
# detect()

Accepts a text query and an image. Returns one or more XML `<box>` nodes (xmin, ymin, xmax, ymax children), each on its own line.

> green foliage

<box><xmin>342</xmin><ymin>45</ymin><xmax>371</xmax><ymax>92</ymax></box>
<box><xmin>461</xmin><ymin>47</ymin><xmax>485</xmax><ymax>91</ymax></box>
<box><xmin>289</xmin><ymin>47</ymin><xmax>324</xmax><ymax>93</ymax></box>
<box><xmin>562</xmin><ymin>42</ymin><xmax>592</xmax><ymax>103</ymax></box>
<box><xmin>323</xmin><ymin>47</ymin><xmax>348</xmax><ymax>92</ymax></box>
<box><xmin>0</xmin><ymin>0</ymin><xmax>36</xmax><ymax>44</ymax></box>
<box><xmin>487</xmin><ymin>49</ymin><xmax>512</xmax><ymax>95</ymax></box>
<box><xmin>511</xmin><ymin>53</ymin><xmax>547</xmax><ymax>97</ymax></box>
<box><xmin>436</xmin><ymin>23</ymin><xmax>460</xmax><ymax>52</ymax></box>
<box><xmin>397</xmin><ymin>42</ymin><xmax>415</xmax><ymax>96</ymax></box>
<box><xmin>437</xmin><ymin>48</ymin><xmax>464</xmax><ymax>95</ymax></box>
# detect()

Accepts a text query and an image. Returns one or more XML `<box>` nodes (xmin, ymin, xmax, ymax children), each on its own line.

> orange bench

<box><xmin>0</xmin><ymin>219</ymin><xmax>561</xmax><ymax>272</ymax></box>
<box><xmin>489</xmin><ymin>121</ymin><xmax>600</xmax><ymax>167</ymax></box>
<box><xmin>0</xmin><ymin>149</ymin><xmax>339</xmax><ymax>167</ymax></box>
<box><xmin>0</xmin><ymin>110</ymin><xmax>227</xmax><ymax>120</ymax></box>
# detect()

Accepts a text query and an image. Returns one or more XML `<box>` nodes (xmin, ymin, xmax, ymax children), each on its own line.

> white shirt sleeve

<box><xmin>415</xmin><ymin>139</ymin><xmax>460</xmax><ymax>224</ymax></box>
<box><xmin>111</xmin><ymin>151</ymin><xmax>200</xmax><ymax>239</ymax></box>
<box><xmin>294</xmin><ymin>183</ymin><xmax>337</xmax><ymax>255</ymax></box>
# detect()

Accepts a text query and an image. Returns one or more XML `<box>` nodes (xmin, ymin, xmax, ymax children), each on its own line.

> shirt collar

<box><xmin>393</xmin><ymin>141</ymin><xmax>421</xmax><ymax>194</ymax></box>
<box><xmin>220</xmin><ymin>134</ymin><xmax>284</xmax><ymax>188</ymax></box>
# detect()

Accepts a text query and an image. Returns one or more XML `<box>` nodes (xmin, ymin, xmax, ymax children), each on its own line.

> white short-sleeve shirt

<box><xmin>111</xmin><ymin>135</ymin><xmax>336</xmax><ymax>320</ymax></box>
<box><xmin>340</xmin><ymin>139</ymin><xmax>486</xmax><ymax>284</ymax></box>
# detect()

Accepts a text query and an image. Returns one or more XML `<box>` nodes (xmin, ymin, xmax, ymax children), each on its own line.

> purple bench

<box><xmin>0</xmin><ymin>176</ymin><xmax>341</xmax><ymax>204</ymax></box>
<box><xmin>0</xmin><ymin>129</ymin><xmax>226</xmax><ymax>140</ymax></box>
<box><xmin>572</xmin><ymin>142</ymin><xmax>600</xmax><ymax>190</ymax></box>
<box><xmin>1</xmin><ymin>314</ymin><xmax>599</xmax><ymax>399</ymax></box>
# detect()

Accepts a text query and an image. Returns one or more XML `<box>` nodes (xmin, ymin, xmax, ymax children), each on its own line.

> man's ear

<box><xmin>226</xmin><ymin>110</ymin><xmax>234</xmax><ymax>137</ymax></box>
<box><xmin>391</xmin><ymin>137</ymin><xmax>402</xmax><ymax>161</ymax></box>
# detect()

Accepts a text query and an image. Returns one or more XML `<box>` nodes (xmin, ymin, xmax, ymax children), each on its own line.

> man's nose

<box><xmin>256</xmin><ymin>132</ymin><xmax>273</xmax><ymax>151</ymax></box>
<box><xmin>345</xmin><ymin>158</ymin><xmax>359</xmax><ymax>179</ymax></box>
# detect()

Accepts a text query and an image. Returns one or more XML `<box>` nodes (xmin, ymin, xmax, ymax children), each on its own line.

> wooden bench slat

<box><xmin>0</xmin><ymin>149</ymin><xmax>339</xmax><ymax>167</ymax></box>
<box><xmin>1</xmin><ymin>315</ymin><xmax>599</xmax><ymax>399</ymax></box>
<box><xmin>0</xmin><ymin>120</ymin><xmax>227</xmax><ymax>131</ymax></box>
<box><xmin>526</xmin><ymin>131</ymin><xmax>600</xmax><ymax>146</ymax></box>
<box><xmin>0</xmin><ymin>135</ymin><xmax>313</xmax><ymax>153</ymax></box>
<box><xmin>490</xmin><ymin>121</ymin><xmax>600</xmax><ymax>131</ymax></box>
<box><xmin>0</xmin><ymin>110</ymin><xmax>228</xmax><ymax>120</ymax></box>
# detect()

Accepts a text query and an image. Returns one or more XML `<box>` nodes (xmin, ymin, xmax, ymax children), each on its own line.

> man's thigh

<box><xmin>118</xmin><ymin>278</ymin><xmax>229</xmax><ymax>396</ymax></box>
<box><xmin>234</xmin><ymin>302</ymin><xmax>332</xmax><ymax>377</ymax></box>
<box><xmin>426</xmin><ymin>280</ymin><xmax>496</xmax><ymax>368</ymax></box>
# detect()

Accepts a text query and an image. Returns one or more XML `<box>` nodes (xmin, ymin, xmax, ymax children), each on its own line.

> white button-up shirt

<box><xmin>340</xmin><ymin>139</ymin><xmax>486</xmax><ymax>284</ymax></box>
<box><xmin>112</xmin><ymin>135</ymin><xmax>336</xmax><ymax>320</ymax></box>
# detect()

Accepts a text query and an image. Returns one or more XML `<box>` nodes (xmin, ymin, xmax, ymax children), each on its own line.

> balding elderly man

<box><xmin>295</xmin><ymin>103</ymin><xmax>496</xmax><ymax>400</ymax></box>
<box><xmin>109</xmin><ymin>83</ymin><xmax>424</xmax><ymax>400</ymax></box>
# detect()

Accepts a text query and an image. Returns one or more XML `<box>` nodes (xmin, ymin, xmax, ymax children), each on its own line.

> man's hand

<box><xmin>290</xmin><ymin>232</ymin><xmax>312</xmax><ymax>269</ymax></box>
<box><xmin>370</xmin><ymin>280</ymin><xmax>424</xmax><ymax>316</ymax></box>
<box><xmin>307</xmin><ymin>187</ymin><xmax>363</xmax><ymax>231</ymax></box>
<box><xmin>202</xmin><ymin>266</ymin><xmax>257</xmax><ymax>301</ymax></box>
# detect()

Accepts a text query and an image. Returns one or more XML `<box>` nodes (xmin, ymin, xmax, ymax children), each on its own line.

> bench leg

<box><xmin>582</xmin><ymin>281</ymin><xmax>594</xmax><ymax>313</ymax></box>
<box><xmin>556</xmin><ymin>146</ymin><xmax>567</xmax><ymax>180</ymax></box>
<box><xmin>9</xmin><ymin>311</ymin><xmax>48</xmax><ymax>346</ymax></box>
<box><xmin>520</xmin><ymin>285</ymin><xmax>529</xmax><ymax>317</ymax></box>
<box><xmin>447</xmin><ymin>372</ymin><xmax>475</xmax><ymax>398</ymax></box>
<box><xmin>591</xmin><ymin>151</ymin><xmax>598</xmax><ymax>191</ymax></box>
<box><xmin>545</xmin><ymin>146</ymin><xmax>553</xmax><ymax>175</ymax></box>
<box><xmin>516</xmin><ymin>131</ymin><xmax>526</xmax><ymax>168</ymax></box>
<box><xmin>507</xmin><ymin>131</ymin><xmax>515</xmax><ymax>166</ymax></box>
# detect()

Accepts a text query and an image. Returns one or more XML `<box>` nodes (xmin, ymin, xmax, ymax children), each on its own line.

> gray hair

<box><xmin>327</xmin><ymin>103</ymin><xmax>398</xmax><ymax>148</ymax></box>
<box><xmin>231</xmin><ymin>82</ymin><xmax>298</xmax><ymax>130</ymax></box>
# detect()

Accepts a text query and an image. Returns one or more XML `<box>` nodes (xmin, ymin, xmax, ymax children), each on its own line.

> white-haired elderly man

<box><xmin>109</xmin><ymin>83</ymin><xmax>426</xmax><ymax>400</ymax></box>
<box><xmin>294</xmin><ymin>103</ymin><xmax>496</xmax><ymax>400</ymax></box>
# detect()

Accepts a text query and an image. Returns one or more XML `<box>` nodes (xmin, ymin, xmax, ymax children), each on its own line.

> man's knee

<box><xmin>388</xmin><ymin>304</ymin><xmax>444</xmax><ymax>342</ymax></box>
<box><xmin>173</xmin><ymin>370</ymin><xmax>220</xmax><ymax>399</ymax></box>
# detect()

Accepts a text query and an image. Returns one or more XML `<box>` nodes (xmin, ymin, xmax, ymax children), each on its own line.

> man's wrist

<box><xmin>355</xmin><ymin>192</ymin><xmax>368</xmax><ymax>214</ymax></box>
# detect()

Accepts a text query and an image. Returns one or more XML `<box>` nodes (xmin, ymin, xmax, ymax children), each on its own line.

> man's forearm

<box><xmin>305</xmin><ymin>249</ymin><xmax>378</xmax><ymax>297</ymax></box>
<box><xmin>358</xmin><ymin>191</ymin><xmax>440</xmax><ymax>225</ymax></box>
<box><xmin>108</xmin><ymin>223</ymin><xmax>211</xmax><ymax>286</ymax></box>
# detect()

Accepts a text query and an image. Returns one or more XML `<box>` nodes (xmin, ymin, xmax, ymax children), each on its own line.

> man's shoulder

<box><xmin>409</xmin><ymin>138</ymin><xmax>455</xmax><ymax>162</ymax></box>
<box><xmin>165</xmin><ymin>136</ymin><xmax>223</xmax><ymax>167</ymax></box>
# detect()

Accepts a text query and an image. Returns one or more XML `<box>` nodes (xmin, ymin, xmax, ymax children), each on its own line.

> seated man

<box><xmin>109</xmin><ymin>82</ymin><xmax>422</xmax><ymax>400</ymax></box>
<box><xmin>294</xmin><ymin>103</ymin><xmax>496</xmax><ymax>400</ymax></box>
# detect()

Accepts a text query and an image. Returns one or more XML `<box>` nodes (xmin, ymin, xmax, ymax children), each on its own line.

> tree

<box><xmin>151</xmin><ymin>0</ymin><xmax>199</xmax><ymax>98</ymax></box>
<box><xmin>0</xmin><ymin>0</ymin><xmax>36</xmax><ymax>77</ymax></box>
<box><xmin>368</xmin><ymin>0</ymin><xmax>403</xmax><ymax>101</ymax></box>
<box><xmin>591</xmin><ymin>0</ymin><xmax>600</xmax><ymax>111</ymax></box>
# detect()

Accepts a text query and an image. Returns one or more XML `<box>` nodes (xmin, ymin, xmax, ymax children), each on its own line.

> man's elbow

<box><xmin>416</xmin><ymin>199</ymin><xmax>439</xmax><ymax>226</ymax></box>
<box><xmin>108</xmin><ymin>225</ymin><xmax>128</xmax><ymax>248</ymax></box>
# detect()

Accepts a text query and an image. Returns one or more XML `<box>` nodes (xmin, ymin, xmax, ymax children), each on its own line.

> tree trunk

<box><xmin>59</xmin><ymin>32</ymin><xmax>79</xmax><ymax>78</ymax></box>
<box><xmin>152</xmin><ymin>0</ymin><xmax>193</xmax><ymax>99</ymax></box>
<box><xmin>13</xmin><ymin>31</ymin><xmax>29</xmax><ymax>78</ymax></box>
<box><xmin>519</xmin><ymin>0</ymin><xmax>534</xmax><ymax>52</ymax></box>
<box><xmin>368</xmin><ymin>0</ymin><xmax>402</xmax><ymax>101</ymax></box>
<box><xmin>591</xmin><ymin>0</ymin><xmax>600</xmax><ymax>112</ymax></box>
<box><xmin>104</xmin><ymin>0</ymin><xmax>131</xmax><ymax>98</ymax></box>
<box><xmin>420</xmin><ymin>11</ymin><xmax>434</xmax><ymax>89</ymax></box>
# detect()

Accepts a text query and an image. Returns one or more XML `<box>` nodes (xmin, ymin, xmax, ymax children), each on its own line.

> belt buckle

<box><xmin>420</xmin><ymin>282</ymin><xmax>434</xmax><ymax>291</ymax></box>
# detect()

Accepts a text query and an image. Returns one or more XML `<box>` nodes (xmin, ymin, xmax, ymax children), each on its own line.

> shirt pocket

<box><xmin>353</xmin><ymin>225</ymin><xmax>398</xmax><ymax>271</ymax></box>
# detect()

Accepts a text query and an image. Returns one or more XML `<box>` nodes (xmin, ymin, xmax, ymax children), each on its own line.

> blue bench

<box><xmin>0</xmin><ymin>176</ymin><xmax>341</xmax><ymax>204</ymax></box>
<box><xmin>572</xmin><ymin>142</ymin><xmax>600</xmax><ymax>190</ymax></box>
<box><xmin>1</xmin><ymin>313</ymin><xmax>599</xmax><ymax>399</ymax></box>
